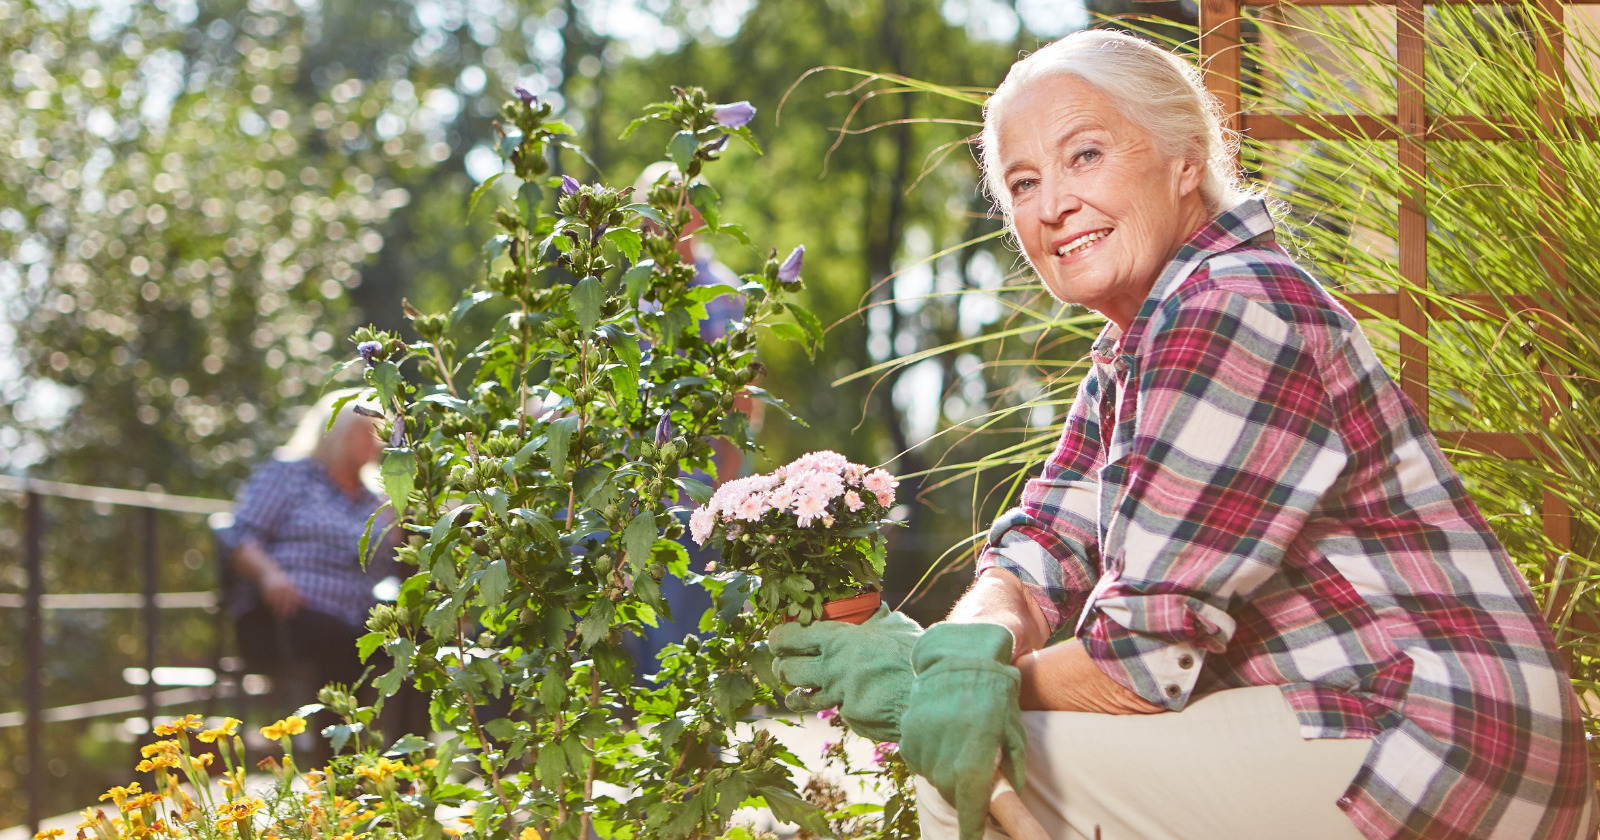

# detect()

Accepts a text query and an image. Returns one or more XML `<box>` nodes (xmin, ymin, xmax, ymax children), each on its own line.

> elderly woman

<box><xmin>221</xmin><ymin>390</ymin><xmax>398</xmax><ymax>694</ymax></box>
<box><xmin>770</xmin><ymin>30</ymin><xmax>1593</xmax><ymax>840</ymax></box>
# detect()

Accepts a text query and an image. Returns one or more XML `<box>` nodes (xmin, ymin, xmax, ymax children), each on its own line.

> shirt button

<box><xmin>1164</xmin><ymin>684</ymin><xmax>1182</xmax><ymax>699</ymax></box>
<box><xmin>1177</xmin><ymin>654</ymin><xmax>1195</xmax><ymax>670</ymax></box>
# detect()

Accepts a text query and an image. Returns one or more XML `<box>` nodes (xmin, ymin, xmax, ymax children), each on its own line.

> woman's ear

<box><xmin>1175</xmin><ymin>150</ymin><xmax>1205</xmax><ymax>197</ymax></box>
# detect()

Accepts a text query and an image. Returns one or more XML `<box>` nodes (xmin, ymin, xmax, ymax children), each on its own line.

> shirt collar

<box><xmin>1089</xmin><ymin>198</ymin><xmax>1278</xmax><ymax>368</ymax></box>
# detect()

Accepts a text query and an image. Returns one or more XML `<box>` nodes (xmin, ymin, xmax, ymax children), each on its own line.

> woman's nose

<box><xmin>1035</xmin><ymin>178</ymin><xmax>1081</xmax><ymax>224</ymax></box>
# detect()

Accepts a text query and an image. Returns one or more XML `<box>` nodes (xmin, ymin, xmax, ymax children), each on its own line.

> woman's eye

<box><xmin>1009</xmin><ymin>178</ymin><xmax>1037</xmax><ymax>196</ymax></box>
<box><xmin>1073</xmin><ymin>148</ymin><xmax>1102</xmax><ymax>165</ymax></box>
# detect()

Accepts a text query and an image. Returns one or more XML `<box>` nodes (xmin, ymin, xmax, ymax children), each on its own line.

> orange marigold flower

<box><xmin>214</xmin><ymin>797</ymin><xmax>264</xmax><ymax>831</ymax></box>
<box><xmin>33</xmin><ymin>828</ymin><xmax>65</xmax><ymax>839</ymax></box>
<box><xmin>99</xmin><ymin>784</ymin><xmax>141</xmax><ymax>808</ymax></box>
<box><xmin>124</xmin><ymin>793</ymin><xmax>162</xmax><ymax>812</ymax></box>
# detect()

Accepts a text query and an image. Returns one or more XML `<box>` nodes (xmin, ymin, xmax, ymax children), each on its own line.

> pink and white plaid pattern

<box><xmin>978</xmin><ymin>199</ymin><xmax>1594</xmax><ymax>840</ymax></box>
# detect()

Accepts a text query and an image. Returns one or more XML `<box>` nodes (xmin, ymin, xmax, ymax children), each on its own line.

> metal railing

<box><xmin>0</xmin><ymin>475</ymin><xmax>232</xmax><ymax>834</ymax></box>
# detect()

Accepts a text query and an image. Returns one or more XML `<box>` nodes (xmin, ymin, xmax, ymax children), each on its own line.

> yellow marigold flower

<box><xmin>213</xmin><ymin>797</ymin><xmax>264</xmax><ymax>831</ymax></box>
<box><xmin>152</xmin><ymin>714</ymin><xmax>204</xmax><ymax>736</ymax></box>
<box><xmin>124</xmin><ymin>793</ymin><xmax>162</xmax><ymax>812</ymax></box>
<box><xmin>420</xmin><ymin>758</ymin><xmax>438</xmax><ymax>770</ymax></box>
<box><xmin>99</xmin><ymin>784</ymin><xmax>141</xmax><ymax>808</ymax></box>
<box><xmin>196</xmin><ymin>717</ymin><xmax>242</xmax><ymax>744</ymax></box>
<box><xmin>259</xmin><ymin>715</ymin><xmax>306</xmax><ymax>740</ymax></box>
<box><xmin>139</xmin><ymin>740</ymin><xmax>181</xmax><ymax>760</ymax></box>
<box><xmin>33</xmin><ymin>828</ymin><xmax>65</xmax><ymax>839</ymax></box>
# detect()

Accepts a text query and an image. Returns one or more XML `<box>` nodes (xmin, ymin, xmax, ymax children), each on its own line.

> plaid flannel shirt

<box><xmin>977</xmin><ymin>199</ymin><xmax>1595</xmax><ymax>840</ymax></box>
<box><xmin>220</xmin><ymin>458</ymin><xmax>397</xmax><ymax>628</ymax></box>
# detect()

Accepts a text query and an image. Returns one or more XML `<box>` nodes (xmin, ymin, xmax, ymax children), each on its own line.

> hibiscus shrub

<box><xmin>343</xmin><ymin>86</ymin><xmax>867</xmax><ymax>840</ymax></box>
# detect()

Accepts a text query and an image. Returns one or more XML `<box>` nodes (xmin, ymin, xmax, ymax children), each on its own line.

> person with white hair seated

<box><xmin>769</xmin><ymin>29</ymin><xmax>1593</xmax><ymax>840</ymax></box>
<box><xmin>220</xmin><ymin>389</ymin><xmax>398</xmax><ymax>699</ymax></box>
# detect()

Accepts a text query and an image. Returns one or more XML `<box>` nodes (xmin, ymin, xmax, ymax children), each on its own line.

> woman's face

<box><xmin>994</xmin><ymin>73</ymin><xmax>1210</xmax><ymax>330</ymax></box>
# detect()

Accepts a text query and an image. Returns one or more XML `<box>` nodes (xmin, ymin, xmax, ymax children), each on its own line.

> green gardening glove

<box><xmin>767</xmin><ymin>605</ymin><xmax>923</xmax><ymax>742</ymax></box>
<box><xmin>897</xmin><ymin>622</ymin><xmax>1026</xmax><ymax>840</ymax></box>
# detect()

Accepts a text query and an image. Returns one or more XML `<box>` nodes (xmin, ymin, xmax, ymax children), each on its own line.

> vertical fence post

<box><xmin>143</xmin><ymin>507</ymin><xmax>159</xmax><ymax>734</ymax></box>
<box><xmin>24</xmin><ymin>490</ymin><xmax>44</xmax><ymax>834</ymax></box>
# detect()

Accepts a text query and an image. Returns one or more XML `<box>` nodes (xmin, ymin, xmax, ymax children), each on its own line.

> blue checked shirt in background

<box><xmin>221</xmin><ymin>458</ymin><xmax>397</xmax><ymax>628</ymax></box>
<box><xmin>976</xmin><ymin>200</ymin><xmax>1593</xmax><ymax>840</ymax></box>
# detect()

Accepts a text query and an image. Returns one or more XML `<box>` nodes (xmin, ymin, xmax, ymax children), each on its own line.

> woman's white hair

<box><xmin>979</xmin><ymin>29</ymin><xmax>1253</xmax><ymax>219</ymax></box>
<box><xmin>275</xmin><ymin>387</ymin><xmax>379</xmax><ymax>462</ymax></box>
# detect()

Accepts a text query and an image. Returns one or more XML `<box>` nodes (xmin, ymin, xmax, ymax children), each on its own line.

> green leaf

<box><xmin>483</xmin><ymin>486</ymin><xmax>509</xmax><ymax>522</ymax></box>
<box><xmin>357</xmin><ymin>631</ymin><xmax>386</xmax><ymax>663</ymax></box>
<box><xmin>608</xmin><ymin>365</ymin><xmax>639</xmax><ymax>407</ymax></box>
<box><xmin>757</xmin><ymin>788</ymin><xmax>829</xmax><ymax>836</ymax></box>
<box><xmin>623</xmin><ymin>260</ymin><xmax>656</xmax><ymax>300</ymax></box>
<box><xmin>482</xmin><ymin>718</ymin><xmax>517</xmax><ymax>742</ymax></box>
<box><xmin>675</xmin><ymin>477</ymin><xmax>714</xmax><ymax>505</ymax></box>
<box><xmin>574</xmin><ymin>464</ymin><xmax>615</xmax><ymax>507</ymax></box>
<box><xmin>511</xmin><ymin>508</ymin><xmax>562</xmax><ymax>547</ymax></box>
<box><xmin>786</xmin><ymin>302</ymin><xmax>825</xmax><ymax>347</ymax></box>
<box><xmin>621</xmin><ymin>202</ymin><xmax>665</xmax><ymax>225</ymax></box>
<box><xmin>571</xmin><ymin>276</ymin><xmax>603</xmax><ymax>335</ymax></box>
<box><xmin>451</xmin><ymin>290</ymin><xmax>494</xmax><ymax>326</ymax></box>
<box><xmin>576</xmin><ymin>599</ymin><xmax>615</xmax><ymax>650</ymax></box>
<box><xmin>518</xmin><ymin>180</ymin><xmax>543</xmax><ymax>223</ymax></box>
<box><xmin>604</xmin><ymin>227</ymin><xmax>643</xmax><ymax>264</ymax></box>
<box><xmin>687</xmin><ymin>182</ymin><xmax>720</xmax><ymax>229</ymax></box>
<box><xmin>764</xmin><ymin>322</ymin><xmax>807</xmax><ymax>347</ymax></box>
<box><xmin>385</xmin><ymin>733</ymin><xmax>432</xmax><ymax>756</ymax></box>
<box><xmin>483</xmin><ymin>234</ymin><xmax>510</xmax><ymax>266</ymax></box>
<box><xmin>478</xmin><ymin>559</ymin><xmax>509</xmax><ymax>607</ymax></box>
<box><xmin>381</xmin><ymin>448</ymin><xmax>416</xmax><ymax>513</ymax></box>
<box><xmin>711</xmin><ymin>672</ymin><xmax>755</xmax><ymax>720</ymax></box>
<box><xmin>537</xmin><ymin>742</ymin><xmax>567</xmax><ymax>783</ymax></box>
<box><xmin>376</xmin><ymin>638</ymin><xmax>414</xmax><ymax>697</ymax></box>
<box><xmin>623</xmin><ymin>511</ymin><xmax>658</xmax><ymax>571</ymax></box>
<box><xmin>367</xmin><ymin>361</ymin><xmax>402</xmax><ymax>405</ymax></box>
<box><xmin>669</xmin><ymin>130</ymin><xmax>698</xmax><ymax>172</ymax></box>
<box><xmin>469</xmin><ymin>172</ymin><xmax>503</xmax><ymax>215</ymax></box>
<box><xmin>547</xmin><ymin>415</ymin><xmax>581</xmax><ymax>475</ymax></box>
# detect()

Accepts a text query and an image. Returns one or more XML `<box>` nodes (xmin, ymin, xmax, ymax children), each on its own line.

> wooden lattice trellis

<box><xmin>1199</xmin><ymin>0</ymin><xmax>1593</xmax><ymax>620</ymax></box>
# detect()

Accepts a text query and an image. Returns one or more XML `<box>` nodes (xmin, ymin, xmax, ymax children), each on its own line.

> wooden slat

<box><xmin>1243</xmin><ymin>114</ymin><xmax>1600</xmax><ymax>141</ymax></box>
<box><xmin>1436</xmin><ymin>431</ymin><xmax>1548</xmax><ymax>460</ymax></box>
<box><xmin>1202</xmin><ymin>0</ymin><xmax>1245</xmax><ymax>149</ymax></box>
<box><xmin>1396</xmin><ymin>0</ymin><xmax>1429</xmax><ymax>418</ymax></box>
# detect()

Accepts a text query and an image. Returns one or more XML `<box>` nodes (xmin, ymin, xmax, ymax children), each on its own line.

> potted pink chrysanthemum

<box><xmin>690</xmin><ymin>451</ymin><xmax>899</xmax><ymax>624</ymax></box>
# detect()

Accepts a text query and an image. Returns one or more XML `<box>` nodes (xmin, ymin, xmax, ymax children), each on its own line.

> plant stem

<box><xmin>580</xmin><ymin>667</ymin><xmax>600</xmax><ymax>840</ymax></box>
<box><xmin>457</xmin><ymin>618</ymin><xmax>520</xmax><ymax>840</ymax></box>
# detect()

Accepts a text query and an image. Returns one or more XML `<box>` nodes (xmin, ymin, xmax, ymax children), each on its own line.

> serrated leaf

<box><xmin>547</xmin><ymin>415</ymin><xmax>581</xmax><ymax>475</ymax></box>
<box><xmin>786</xmin><ymin>302</ymin><xmax>825</xmax><ymax>347</ymax></box>
<box><xmin>623</xmin><ymin>260</ymin><xmax>656</xmax><ymax>300</ymax></box>
<box><xmin>765</xmin><ymin>322</ymin><xmax>807</xmax><ymax>347</ymax></box>
<box><xmin>576</xmin><ymin>599</ymin><xmax>615</xmax><ymax>650</ymax></box>
<box><xmin>469</xmin><ymin>172</ymin><xmax>503</xmax><ymax>215</ymax></box>
<box><xmin>511</xmin><ymin>508</ymin><xmax>562</xmax><ymax>547</ymax></box>
<box><xmin>756</xmin><ymin>788</ymin><xmax>828</xmax><ymax>835</ymax></box>
<box><xmin>483</xmin><ymin>486</ymin><xmax>509</xmax><ymax>522</ymax></box>
<box><xmin>711</xmin><ymin>672</ymin><xmax>755</xmax><ymax>720</ymax></box>
<box><xmin>498</xmin><ymin>126</ymin><xmax>523</xmax><ymax>160</ymax></box>
<box><xmin>675</xmin><ymin>477</ymin><xmax>714</xmax><ymax>505</ymax></box>
<box><xmin>621</xmin><ymin>202</ymin><xmax>665</xmax><ymax>225</ymax></box>
<box><xmin>376</xmin><ymin>638</ymin><xmax>414</xmax><ymax>697</ymax></box>
<box><xmin>687</xmin><ymin>182</ymin><xmax>720</xmax><ymax>229</ymax></box>
<box><xmin>483</xmin><ymin>234</ymin><xmax>511</xmax><ymax>266</ymax></box>
<box><xmin>622</xmin><ymin>511</ymin><xmax>658</xmax><ymax>571</ymax></box>
<box><xmin>482</xmin><ymin>718</ymin><xmax>516</xmax><ymax>742</ymax></box>
<box><xmin>367</xmin><ymin>361</ymin><xmax>402</xmax><ymax>405</ymax></box>
<box><xmin>608</xmin><ymin>364</ymin><xmax>639</xmax><ymax>407</ymax></box>
<box><xmin>571</xmin><ymin>276</ymin><xmax>603</xmax><ymax>335</ymax></box>
<box><xmin>518</xmin><ymin>180</ymin><xmax>542</xmax><ymax>223</ymax></box>
<box><xmin>537</xmin><ymin>742</ymin><xmax>567</xmax><ymax>783</ymax></box>
<box><xmin>385</xmin><ymin>733</ymin><xmax>432</xmax><ymax>756</ymax></box>
<box><xmin>357</xmin><ymin>631</ymin><xmax>386</xmax><ymax>663</ymax></box>
<box><xmin>478</xmin><ymin>559</ymin><xmax>509</xmax><ymax>607</ymax></box>
<box><xmin>669</xmin><ymin>130</ymin><xmax>698</xmax><ymax>172</ymax></box>
<box><xmin>381</xmin><ymin>448</ymin><xmax>416</xmax><ymax>513</ymax></box>
<box><xmin>604</xmin><ymin>227</ymin><xmax>642</xmax><ymax>264</ymax></box>
<box><xmin>451</xmin><ymin>290</ymin><xmax>494</xmax><ymax>326</ymax></box>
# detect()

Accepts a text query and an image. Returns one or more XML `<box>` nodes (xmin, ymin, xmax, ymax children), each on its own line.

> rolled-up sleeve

<box><xmin>975</xmin><ymin>374</ymin><xmax>1105</xmax><ymax>634</ymax></box>
<box><xmin>1082</xmin><ymin>289</ymin><xmax>1348</xmax><ymax>709</ymax></box>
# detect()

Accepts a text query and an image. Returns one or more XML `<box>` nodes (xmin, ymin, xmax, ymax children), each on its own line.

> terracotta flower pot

<box><xmin>813</xmin><ymin>590</ymin><xmax>882</xmax><ymax>625</ymax></box>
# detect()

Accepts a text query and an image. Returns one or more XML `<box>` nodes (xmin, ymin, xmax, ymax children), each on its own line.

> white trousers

<box><xmin>916</xmin><ymin>685</ymin><xmax>1372</xmax><ymax>840</ymax></box>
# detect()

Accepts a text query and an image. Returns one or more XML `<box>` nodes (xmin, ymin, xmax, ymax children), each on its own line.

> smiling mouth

<box><xmin>1056</xmin><ymin>229</ymin><xmax>1110</xmax><ymax>258</ymax></box>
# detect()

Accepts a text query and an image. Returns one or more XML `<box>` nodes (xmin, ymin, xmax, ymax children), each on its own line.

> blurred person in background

<box><xmin>219</xmin><ymin>389</ymin><xmax>402</xmax><ymax>743</ymax></box>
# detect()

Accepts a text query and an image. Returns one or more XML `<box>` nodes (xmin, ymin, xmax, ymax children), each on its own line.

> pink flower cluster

<box><xmin>689</xmin><ymin>451</ymin><xmax>898</xmax><ymax>545</ymax></box>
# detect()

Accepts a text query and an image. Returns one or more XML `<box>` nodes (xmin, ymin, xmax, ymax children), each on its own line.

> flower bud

<box><xmin>562</xmin><ymin>175</ymin><xmax>580</xmax><ymax>196</ymax></box>
<box><xmin>654</xmin><ymin>413</ymin><xmax>673</xmax><ymax>448</ymax></box>
<box><xmin>358</xmin><ymin>340</ymin><xmax>384</xmax><ymax>366</ymax></box>
<box><xmin>777</xmin><ymin>245</ymin><xmax>804</xmax><ymax>283</ymax></box>
<box><xmin>712</xmin><ymin>101</ymin><xmax>756</xmax><ymax>129</ymax></box>
<box><xmin>513</xmin><ymin>84</ymin><xmax>537</xmax><ymax>106</ymax></box>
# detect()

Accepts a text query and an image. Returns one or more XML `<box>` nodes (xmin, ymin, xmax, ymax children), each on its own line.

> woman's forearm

<box><xmin>1017</xmin><ymin>639</ymin><xmax>1164</xmax><ymax>714</ymax></box>
<box><xmin>946</xmin><ymin>568</ymin><xmax>1054</xmax><ymax>659</ymax></box>
<box><xmin>231</xmin><ymin>540</ymin><xmax>282</xmax><ymax>583</ymax></box>
<box><xmin>232</xmin><ymin>541</ymin><xmax>304</xmax><ymax>617</ymax></box>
